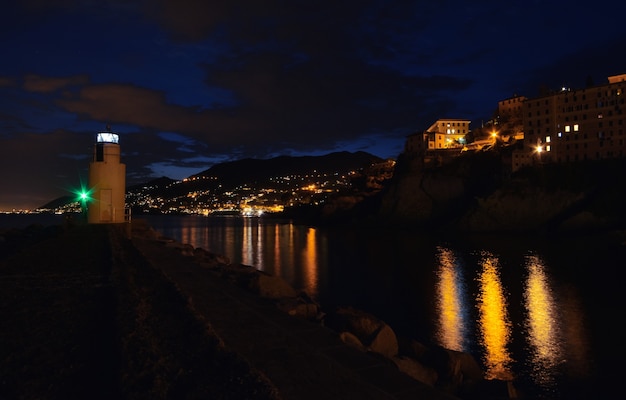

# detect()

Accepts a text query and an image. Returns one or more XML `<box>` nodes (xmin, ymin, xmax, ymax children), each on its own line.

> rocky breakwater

<box><xmin>134</xmin><ymin>221</ymin><xmax>516</xmax><ymax>399</ymax></box>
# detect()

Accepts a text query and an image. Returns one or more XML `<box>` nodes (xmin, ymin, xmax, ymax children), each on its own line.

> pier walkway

<box><xmin>1</xmin><ymin>220</ymin><xmax>457</xmax><ymax>399</ymax></box>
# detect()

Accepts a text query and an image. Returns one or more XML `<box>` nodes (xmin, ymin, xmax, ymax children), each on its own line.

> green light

<box><xmin>72</xmin><ymin>184</ymin><xmax>94</xmax><ymax>204</ymax></box>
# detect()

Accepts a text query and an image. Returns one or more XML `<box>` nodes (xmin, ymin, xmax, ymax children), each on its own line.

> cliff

<box><xmin>377</xmin><ymin>151</ymin><xmax>626</xmax><ymax>234</ymax></box>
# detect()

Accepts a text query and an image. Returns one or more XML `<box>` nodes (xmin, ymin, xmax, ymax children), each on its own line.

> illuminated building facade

<box><xmin>513</xmin><ymin>74</ymin><xmax>626</xmax><ymax>172</ymax></box>
<box><xmin>87</xmin><ymin>130</ymin><xmax>127</xmax><ymax>223</ymax></box>
<box><xmin>423</xmin><ymin>119</ymin><xmax>471</xmax><ymax>150</ymax></box>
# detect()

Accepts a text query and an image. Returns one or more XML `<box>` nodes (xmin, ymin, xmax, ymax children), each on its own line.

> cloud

<box><xmin>0</xmin><ymin>77</ymin><xmax>16</xmax><ymax>87</ymax></box>
<box><xmin>55</xmin><ymin>83</ymin><xmax>253</xmax><ymax>143</ymax></box>
<box><xmin>23</xmin><ymin>74</ymin><xmax>90</xmax><ymax>93</ymax></box>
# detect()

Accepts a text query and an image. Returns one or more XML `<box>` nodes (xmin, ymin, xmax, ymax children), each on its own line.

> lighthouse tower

<box><xmin>87</xmin><ymin>129</ymin><xmax>127</xmax><ymax>224</ymax></box>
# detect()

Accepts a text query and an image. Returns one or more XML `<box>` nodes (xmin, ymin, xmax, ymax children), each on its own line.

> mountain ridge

<box><xmin>39</xmin><ymin>151</ymin><xmax>386</xmax><ymax>210</ymax></box>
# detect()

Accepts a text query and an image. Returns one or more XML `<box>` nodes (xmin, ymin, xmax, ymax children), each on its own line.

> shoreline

<box><xmin>131</xmin><ymin>219</ymin><xmax>519</xmax><ymax>400</ymax></box>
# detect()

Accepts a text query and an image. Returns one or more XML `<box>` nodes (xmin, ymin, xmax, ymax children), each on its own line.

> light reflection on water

<box><xmin>475</xmin><ymin>251</ymin><xmax>514</xmax><ymax>381</ymax></box>
<box><xmin>434</xmin><ymin>246</ymin><xmax>470</xmax><ymax>353</ymax></box>
<box><xmin>523</xmin><ymin>253</ymin><xmax>563</xmax><ymax>393</ymax></box>
<box><xmin>171</xmin><ymin>217</ymin><xmax>324</xmax><ymax>298</ymax></box>
<box><xmin>303</xmin><ymin>228</ymin><xmax>319</xmax><ymax>296</ymax></box>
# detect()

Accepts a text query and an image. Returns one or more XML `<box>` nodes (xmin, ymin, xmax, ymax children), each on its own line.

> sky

<box><xmin>2</xmin><ymin>0</ymin><xmax>626</xmax><ymax>210</ymax></box>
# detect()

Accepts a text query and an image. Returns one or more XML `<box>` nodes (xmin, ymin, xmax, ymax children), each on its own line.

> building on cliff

<box><xmin>512</xmin><ymin>73</ymin><xmax>626</xmax><ymax>172</ymax></box>
<box><xmin>404</xmin><ymin>119</ymin><xmax>472</xmax><ymax>167</ymax></box>
<box><xmin>403</xmin><ymin>73</ymin><xmax>626</xmax><ymax>175</ymax></box>
<box><xmin>423</xmin><ymin>119</ymin><xmax>471</xmax><ymax>150</ymax></box>
<box><xmin>495</xmin><ymin>95</ymin><xmax>526</xmax><ymax>144</ymax></box>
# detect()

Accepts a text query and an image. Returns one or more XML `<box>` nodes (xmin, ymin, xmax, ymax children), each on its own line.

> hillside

<box><xmin>39</xmin><ymin>151</ymin><xmax>385</xmax><ymax>212</ymax></box>
<box><xmin>190</xmin><ymin>151</ymin><xmax>383</xmax><ymax>186</ymax></box>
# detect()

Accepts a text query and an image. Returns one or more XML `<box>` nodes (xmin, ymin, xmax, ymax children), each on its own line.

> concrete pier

<box><xmin>0</xmin><ymin>220</ymin><xmax>457</xmax><ymax>399</ymax></box>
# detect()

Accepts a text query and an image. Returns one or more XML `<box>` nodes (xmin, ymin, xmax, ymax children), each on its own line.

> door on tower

<box><xmin>100</xmin><ymin>189</ymin><xmax>112</xmax><ymax>222</ymax></box>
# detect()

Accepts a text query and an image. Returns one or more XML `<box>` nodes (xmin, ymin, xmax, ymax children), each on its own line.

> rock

<box><xmin>391</xmin><ymin>355</ymin><xmax>438</xmax><ymax>386</ymax></box>
<box><xmin>447</xmin><ymin>349</ymin><xmax>483</xmax><ymax>385</ymax></box>
<box><xmin>326</xmin><ymin>306</ymin><xmax>381</xmax><ymax>341</ymax></box>
<box><xmin>164</xmin><ymin>241</ymin><xmax>195</xmax><ymax>256</ymax></box>
<box><xmin>419</xmin><ymin>345</ymin><xmax>485</xmax><ymax>395</ymax></box>
<box><xmin>276</xmin><ymin>296</ymin><xmax>321</xmax><ymax>321</ymax></box>
<box><xmin>368</xmin><ymin>324</ymin><xmax>398</xmax><ymax>358</ymax></box>
<box><xmin>399</xmin><ymin>337</ymin><xmax>430</xmax><ymax>360</ymax></box>
<box><xmin>221</xmin><ymin>263</ymin><xmax>257</xmax><ymax>285</ymax></box>
<box><xmin>193</xmin><ymin>248</ymin><xmax>230</xmax><ymax>268</ymax></box>
<box><xmin>326</xmin><ymin>306</ymin><xmax>398</xmax><ymax>358</ymax></box>
<box><xmin>248</xmin><ymin>271</ymin><xmax>298</xmax><ymax>299</ymax></box>
<box><xmin>339</xmin><ymin>331</ymin><xmax>366</xmax><ymax>351</ymax></box>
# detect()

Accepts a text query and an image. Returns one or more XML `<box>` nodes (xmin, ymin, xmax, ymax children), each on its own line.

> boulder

<box><xmin>276</xmin><ymin>295</ymin><xmax>321</xmax><ymax>321</ymax></box>
<box><xmin>339</xmin><ymin>331</ymin><xmax>366</xmax><ymax>351</ymax></box>
<box><xmin>165</xmin><ymin>241</ymin><xmax>195</xmax><ymax>256</ymax></box>
<box><xmin>220</xmin><ymin>263</ymin><xmax>258</xmax><ymax>285</ymax></box>
<box><xmin>391</xmin><ymin>355</ymin><xmax>438</xmax><ymax>387</ymax></box>
<box><xmin>399</xmin><ymin>337</ymin><xmax>430</xmax><ymax>360</ymax></box>
<box><xmin>447</xmin><ymin>349</ymin><xmax>483</xmax><ymax>385</ymax></box>
<box><xmin>193</xmin><ymin>247</ymin><xmax>231</xmax><ymax>268</ymax></box>
<box><xmin>368</xmin><ymin>324</ymin><xmax>399</xmax><ymax>358</ymax></box>
<box><xmin>248</xmin><ymin>271</ymin><xmax>298</xmax><ymax>299</ymax></box>
<box><xmin>419</xmin><ymin>345</ymin><xmax>485</xmax><ymax>394</ymax></box>
<box><xmin>326</xmin><ymin>306</ymin><xmax>381</xmax><ymax>341</ymax></box>
<box><xmin>326</xmin><ymin>306</ymin><xmax>398</xmax><ymax>358</ymax></box>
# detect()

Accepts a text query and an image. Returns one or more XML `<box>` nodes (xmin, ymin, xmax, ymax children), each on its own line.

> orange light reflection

<box><xmin>434</xmin><ymin>246</ymin><xmax>468</xmax><ymax>352</ymax></box>
<box><xmin>302</xmin><ymin>227</ymin><xmax>319</xmax><ymax>298</ymax></box>
<box><xmin>523</xmin><ymin>254</ymin><xmax>563</xmax><ymax>388</ymax></box>
<box><xmin>477</xmin><ymin>252</ymin><xmax>513</xmax><ymax>380</ymax></box>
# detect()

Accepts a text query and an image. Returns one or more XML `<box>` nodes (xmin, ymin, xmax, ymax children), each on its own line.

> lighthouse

<box><xmin>87</xmin><ymin>128</ymin><xmax>127</xmax><ymax>224</ymax></box>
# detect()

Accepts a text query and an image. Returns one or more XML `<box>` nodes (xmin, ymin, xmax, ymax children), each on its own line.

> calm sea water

<box><xmin>3</xmin><ymin>213</ymin><xmax>623</xmax><ymax>399</ymax></box>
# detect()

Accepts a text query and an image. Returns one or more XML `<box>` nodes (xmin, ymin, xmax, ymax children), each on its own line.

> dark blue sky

<box><xmin>2</xmin><ymin>0</ymin><xmax>626</xmax><ymax>210</ymax></box>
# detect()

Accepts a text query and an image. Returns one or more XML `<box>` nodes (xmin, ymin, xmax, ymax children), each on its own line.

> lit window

<box><xmin>546</xmin><ymin>145</ymin><xmax>551</xmax><ymax>152</ymax></box>
<box><xmin>546</xmin><ymin>136</ymin><xmax>551</xmax><ymax>143</ymax></box>
<box><xmin>97</xmin><ymin>133</ymin><xmax>119</xmax><ymax>143</ymax></box>
<box><xmin>574</xmin><ymin>124</ymin><xmax>579</xmax><ymax>131</ymax></box>
<box><xmin>565</xmin><ymin>126</ymin><xmax>571</xmax><ymax>132</ymax></box>
<box><xmin>558</xmin><ymin>132</ymin><xmax>562</xmax><ymax>138</ymax></box>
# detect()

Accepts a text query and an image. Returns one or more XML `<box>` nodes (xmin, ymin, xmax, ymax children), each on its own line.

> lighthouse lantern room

<box><xmin>87</xmin><ymin>129</ymin><xmax>127</xmax><ymax>224</ymax></box>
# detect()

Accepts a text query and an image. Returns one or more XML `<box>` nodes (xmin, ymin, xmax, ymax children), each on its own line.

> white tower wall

<box><xmin>87</xmin><ymin>133</ymin><xmax>127</xmax><ymax>224</ymax></box>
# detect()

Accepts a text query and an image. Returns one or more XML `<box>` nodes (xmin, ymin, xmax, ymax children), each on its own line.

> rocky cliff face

<box><xmin>377</xmin><ymin>152</ymin><xmax>626</xmax><ymax>234</ymax></box>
